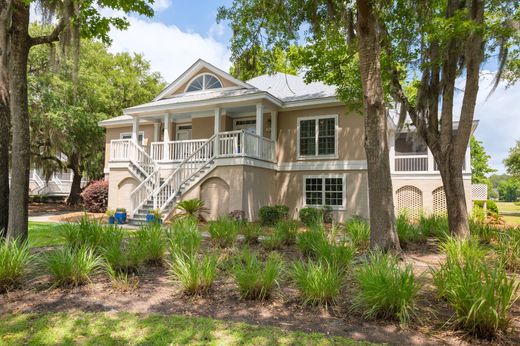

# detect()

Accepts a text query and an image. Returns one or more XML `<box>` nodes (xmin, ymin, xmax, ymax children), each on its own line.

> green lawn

<box><xmin>28</xmin><ymin>222</ymin><xmax>64</xmax><ymax>248</ymax></box>
<box><xmin>496</xmin><ymin>202</ymin><xmax>520</xmax><ymax>226</ymax></box>
<box><xmin>0</xmin><ymin>312</ymin><xmax>373</xmax><ymax>346</ymax></box>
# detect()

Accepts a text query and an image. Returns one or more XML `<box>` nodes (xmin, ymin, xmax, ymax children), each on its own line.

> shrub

<box><xmin>296</xmin><ymin>223</ymin><xmax>327</xmax><ymax>257</ymax></box>
<box><xmin>496</xmin><ymin>228</ymin><xmax>520</xmax><ymax>272</ymax></box>
<box><xmin>312</xmin><ymin>241</ymin><xmax>355</xmax><ymax>273</ymax></box>
<box><xmin>396</xmin><ymin>212</ymin><xmax>425</xmax><ymax>247</ymax></box>
<box><xmin>169</xmin><ymin>251</ymin><xmax>218</xmax><ymax>295</ymax></box>
<box><xmin>345</xmin><ymin>217</ymin><xmax>370</xmax><ymax>250</ymax></box>
<box><xmin>44</xmin><ymin>246</ymin><xmax>103</xmax><ymax>287</ymax></box>
<box><xmin>353</xmin><ymin>252</ymin><xmax>419</xmax><ymax>325</ymax></box>
<box><xmin>175</xmin><ymin>199</ymin><xmax>208</xmax><ymax>220</ymax></box>
<box><xmin>258</xmin><ymin>205</ymin><xmax>289</xmax><ymax>226</ymax></box>
<box><xmin>233</xmin><ymin>250</ymin><xmax>283</xmax><ymax>300</ymax></box>
<box><xmin>59</xmin><ymin>216</ymin><xmax>108</xmax><ymax>251</ymax></box>
<box><xmin>240</xmin><ymin>223</ymin><xmax>262</xmax><ymax>244</ymax></box>
<box><xmin>228</xmin><ymin>210</ymin><xmax>246</xmax><ymax>222</ymax></box>
<box><xmin>474</xmin><ymin>200</ymin><xmax>499</xmax><ymax>215</ymax></box>
<box><xmin>167</xmin><ymin>217</ymin><xmax>201</xmax><ymax>256</ymax></box>
<box><xmin>0</xmin><ymin>239</ymin><xmax>32</xmax><ymax>293</ymax></box>
<box><xmin>136</xmin><ymin>223</ymin><xmax>166</xmax><ymax>265</ymax></box>
<box><xmin>208</xmin><ymin>217</ymin><xmax>239</xmax><ymax>248</ymax></box>
<box><xmin>418</xmin><ymin>214</ymin><xmax>449</xmax><ymax>240</ymax></box>
<box><xmin>299</xmin><ymin>207</ymin><xmax>324</xmax><ymax>226</ymax></box>
<box><xmin>81</xmin><ymin>180</ymin><xmax>108</xmax><ymax>213</ymax></box>
<box><xmin>291</xmin><ymin>260</ymin><xmax>344</xmax><ymax>306</ymax></box>
<box><xmin>432</xmin><ymin>237</ymin><xmax>519</xmax><ymax>337</ymax></box>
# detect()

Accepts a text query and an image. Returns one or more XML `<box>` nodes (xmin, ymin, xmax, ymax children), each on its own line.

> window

<box><xmin>120</xmin><ymin>132</ymin><xmax>144</xmax><ymax>145</ymax></box>
<box><xmin>298</xmin><ymin>115</ymin><xmax>337</xmax><ymax>158</ymax></box>
<box><xmin>304</xmin><ymin>176</ymin><xmax>345</xmax><ymax>208</ymax></box>
<box><xmin>185</xmin><ymin>73</ymin><xmax>223</xmax><ymax>92</ymax></box>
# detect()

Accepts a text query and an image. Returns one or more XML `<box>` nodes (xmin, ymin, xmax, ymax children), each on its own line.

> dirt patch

<box><xmin>1</xmin><ymin>243</ymin><xmax>518</xmax><ymax>346</ymax></box>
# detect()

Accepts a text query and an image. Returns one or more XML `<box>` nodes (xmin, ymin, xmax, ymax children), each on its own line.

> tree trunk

<box><xmin>356</xmin><ymin>0</ymin><xmax>400</xmax><ymax>251</ymax></box>
<box><xmin>66</xmin><ymin>154</ymin><xmax>82</xmax><ymax>205</ymax></box>
<box><xmin>0</xmin><ymin>0</ymin><xmax>11</xmax><ymax>237</ymax></box>
<box><xmin>7</xmin><ymin>0</ymin><xmax>30</xmax><ymax>241</ymax></box>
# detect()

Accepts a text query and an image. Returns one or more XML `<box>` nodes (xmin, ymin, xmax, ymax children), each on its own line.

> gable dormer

<box><xmin>153</xmin><ymin>59</ymin><xmax>254</xmax><ymax>101</ymax></box>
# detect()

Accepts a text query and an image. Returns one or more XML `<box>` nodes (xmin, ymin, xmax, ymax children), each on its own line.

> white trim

<box><xmin>278</xmin><ymin>160</ymin><xmax>367</xmax><ymax>171</ymax></box>
<box><xmin>297</xmin><ymin>114</ymin><xmax>339</xmax><ymax>160</ymax></box>
<box><xmin>183</xmin><ymin>73</ymin><xmax>224</xmax><ymax>93</ymax></box>
<box><xmin>120</xmin><ymin>131</ymin><xmax>144</xmax><ymax>144</ymax></box>
<box><xmin>391</xmin><ymin>173</ymin><xmax>472</xmax><ymax>180</ymax></box>
<box><xmin>303</xmin><ymin>174</ymin><xmax>347</xmax><ymax>210</ymax></box>
<box><xmin>153</xmin><ymin>59</ymin><xmax>254</xmax><ymax>101</ymax></box>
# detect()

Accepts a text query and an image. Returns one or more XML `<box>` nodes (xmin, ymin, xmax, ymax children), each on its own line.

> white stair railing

<box><xmin>152</xmin><ymin>135</ymin><xmax>217</xmax><ymax>213</ymax></box>
<box><xmin>111</xmin><ymin>139</ymin><xmax>158</xmax><ymax>177</ymax></box>
<box><xmin>130</xmin><ymin>169</ymin><xmax>160</xmax><ymax>216</ymax></box>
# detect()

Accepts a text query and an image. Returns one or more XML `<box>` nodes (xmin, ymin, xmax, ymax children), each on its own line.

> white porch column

<box><xmin>465</xmin><ymin>148</ymin><xmax>471</xmax><ymax>173</ymax></box>
<box><xmin>256</xmin><ymin>103</ymin><xmax>264</xmax><ymax>137</ymax></box>
<box><xmin>163</xmin><ymin>114</ymin><xmax>171</xmax><ymax>161</ymax></box>
<box><xmin>388</xmin><ymin>130</ymin><xmax>395</xmax><ymax>172</ymax></box>
<box><xmin>131</xmin><ymin>116</ymin><xmax>140</xmax><ymax>144</ymax></box>
<box><xmin>214</xmin><ymin>107</ymin><xmax>221</xmax><ymax>157</ymax></box>
<box><xmin>270</xmin><ymin>110</ymin><xmax>278</xmax><ymax>141</ymax></box>
<box><xmin>153</xmin><ymin>122</ymin><xmax>160</xmax><ymax>142</ymax></box>
<box><xmin>427</xmin><ymin>148</ymin><xmax>435</xmax><ymax>172</ymax></box>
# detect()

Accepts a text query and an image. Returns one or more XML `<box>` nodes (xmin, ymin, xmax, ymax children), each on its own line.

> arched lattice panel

<box><xmin>396</xmin><ymin>186</ymin><xmax>423</xmax><ymax>219</ymax></box>
<box><xmin>432</xmin><ymin>186</ymin><xmax>447</xmax><ymax>214</ymax></box>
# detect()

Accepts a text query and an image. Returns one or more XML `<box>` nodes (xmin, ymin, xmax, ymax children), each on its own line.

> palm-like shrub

<box><xmin>432</xmin><ymin>237</ymin><xmax>519</xmax><ymax>337</ymax></box>
<box><xmin>233</xmin><ymin>250</ymin><xmax>283</xmax><ymax>300</ymax></box>
<box><xmin>296</xmin><ymin>223</ymin><xmax>327</xmax><ymax>257</ymax></box>
<box><xmin>169</xmin><ymin>251</ymin><xmax>218</xmax><ymax>295</ymax></box>
<box><xmin>0</xmin><ymin>239</ymin><xmax>32</xmax><ymax>293</ymax></box>
<box><xmin>240</xmin><ymin>223</ymin><xmax>262</xmax><ymax>244</ymax></box>
<box><xmin>291</xmin><ymin>260</ymin><xmax>344</xmax><ymax>306</ymax></box>
<box><xmin>175</xmin><ymin>199</ymin><xmax>208</xmax><ymax>219</ymax></box>
<box><xmin>167</xmin><ymin>217</ymin><xmax>201</xmax><ymax>256</ymax></box>
<box><xmin>44</xmin><ymin>246</ymin><xmax>103</xmax><ymax>287</ymax></box>
<box><xmin>353</xmin><ymin>252</ymin><xmax>419</xmax><ymax>325</ymax></box>
<box><xmin>208</xmin><ymin>217</ymin><xmax>239</xmax><ymax>248</ymax></box>
<box><xmin>136</xmin><ymin>223</ymin><xmax>166</xmax><ymax>265</ymax></box>
<box><xmin>344</xmin><ymin>217</ymin><xmax>370</xmax><ymax>250</ymax></box>
<box><xmin>396</xmin><ymin>212</ymin><xmax>425</xmax><ymax>247</ymax></box>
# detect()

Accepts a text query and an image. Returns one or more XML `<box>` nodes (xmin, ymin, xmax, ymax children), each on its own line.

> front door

<box><xmin>234</xmin><ymin>119</ymin><xmax>256</xmax><ymax>134</ymax></box>
<box><xmin>176</xmin><ymin>125</ymin><xmax>192</xmax><ymax>141</ymax></box>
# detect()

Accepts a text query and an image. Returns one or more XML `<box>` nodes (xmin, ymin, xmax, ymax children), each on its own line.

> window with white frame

<box><xmin>185</xmin><ymin>73</ymin><xmax>223</xmax><ymax>92</ymax></box>
<box><xmin>304</xmin><ymin>176</ymin><xmax>345</xmax><ymax>208</ymax></box>
<box><xmin>120</xmin><ymin>132</ymin><xmax>144</xmax><ymax>145</ymax></box>
<box><xmin>298</xmin><ymin>115</ymin><xmax>337</xmax><ymax>158</ymax></box>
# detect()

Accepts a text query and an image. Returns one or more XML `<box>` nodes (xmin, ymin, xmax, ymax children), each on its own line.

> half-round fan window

<box><xmin>186</xmin><ymin>74</ymin><xmax>223</xmax><ymax>92</ymax></box>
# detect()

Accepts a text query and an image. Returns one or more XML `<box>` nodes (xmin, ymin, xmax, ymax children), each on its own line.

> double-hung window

<box><xmin>298</xmin><ymin>115</ymin><xmax>338</xmax><ymax>159</ymax></box>
<box><xmin>304</xmin><ymin>176</ymin><xmax>345</xmax><ymax>209</ymax></box>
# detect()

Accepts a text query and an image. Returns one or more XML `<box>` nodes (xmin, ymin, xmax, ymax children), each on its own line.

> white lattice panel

<box><xmin>432</xmin><ymin>186</ymin><xmax>447</xmax><ymax>214</ymax></box>
<box><xmin>471</xmin><ymin>184</ymin><xmax>488</xmax><ymax>201</ymax></box>
<box><xmin>396</xmin><ymin>185</ymin><xmax>423</xmax><ymax>219</ymax></box>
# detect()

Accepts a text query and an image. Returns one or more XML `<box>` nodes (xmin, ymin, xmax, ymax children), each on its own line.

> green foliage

<box><xmin>296</xmin><ymin>223</ymin><xmax>327</xmax><ymax>257</ymax></box>
<box><xmin>474</xmin><ymin>200</ymin><xmax>499</xmax><ymax>215</ymax></box>
<box><xmin>167</xmin><ymin>217</ymin><xmax>201</xmax><ymax>256</ymax></box>
<box><xmin>44</xmin><ymin>246</ymin><xmax>103</xmax><ymax>287</ymax></box>
<box><xmin>208</xmin><ymin>217</ymin><xmax>239</xmax><ymax>248</ymax></box>
<box><xmin>469</xmin><ymin>220</ymin><xmax>499</xmax><ymax>244</ymax></box>
<box><xmin>497</xmin><ymin>178</ymin><xmax>520</xmax><ymax>202</ymax></box>
<box><xmin>470</xmin><ymin>136</ymin><xmax>496</xmax><ymax>184</ymax></box>
<box><xmin>432</xmin><ymin>238</ymin><xmax>519</xmax><ymax>337</ymax></box>
<box><xmin>135</xmin><ymin>224</ymin><xmax>166</xmax><ymax>265</ymax></box>
<box><xmin>418</xmin><ymin>214</ymin><xmax>449</xmax><ymax>240</ymax></box>
<box><xmin>291</xmin><ymin>260</ymin><xmax>344</xmax><ymax>306</ymax></box>
<box><xmin>504</xmin><ymin>139</ymin><xmax>520</xmax><ymax>178</ymax></box>
<box><xmin>169</xmin><ymin>251</ymin><xmax>218</xmax><ymax>295</ymax></box>
<box><xmin>261</xmin><ymin>228</ymin><xmax>286</xmax><ymax>251</ymax></box>
<box><xmin>312</xmin><ymin>241</ymin><xmax>355</xmax><ymax>273</ymax></box>
<box><xmin>258</xmin><ymin>205</ymin><xmax>289</xmax><ymax>226</ymax></box>
<box><xmin>0</xmin><ymin>239</ymin><xmax>32</xmax><ymax>293</ymax></box>
<box><xmin>175</xmin><ymin>199</ymin><xmax>208</xmax><ymax>219</ymax></box>
<box><xmin>240</xmin><ymin>223</ymin><xmax>262</xmax><ymax>244</ymax></box>
<box><xmin>353</xmin><ymin>252</ymin><xmax>419</xmax><ymax>325</ymax></box>
<box><xmin>59</xmin><ymin>217</ymin><xmax>108</xmax><ymax>251</ymax></box>
<box><xmin>395</xmin><ymin>213</ymin><xmax>425</xmax><ymax>246</ymax></box>
<box><xmin>496</xmin><ymin>228</ymin><xmax>520</xmax><ymax>272</ymax></box>
<box><xmin>344</xmin><ymin>217</ymin><xmax>371</xmax><ymax>250</ymax></box>
<box><xmin>299</xmin><ymin>207</ymin><xmax>324</xmax><ymax>226</ymax></box>
<box><xmin>100</xmin><ymin>232</ymin><xmax>143</xmax><ymax>274</ymax></box>
<box><xmin>232</xmin><ymin>250</ymin><xmax>283</xmax><ymax>300</ymax></box>
<box><xmin>273</xmin><ymin>220</ymin><xmax>299</xmax><ymax>246</ymax></box>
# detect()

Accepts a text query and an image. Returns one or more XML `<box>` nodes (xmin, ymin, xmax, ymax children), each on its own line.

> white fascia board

<box><xmin>281</xmin><ymin>96</ymin><xmax>343</xmax><ymax>109</ymax></box>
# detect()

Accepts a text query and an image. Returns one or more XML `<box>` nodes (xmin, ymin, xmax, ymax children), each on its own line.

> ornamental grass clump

<box><xmin>352</xmin><ymin>252</ymin><xmax>419</xmax><ymax>325</ymax></box>
<box><xmin>169</xmin><ymin>251</ymin><xmax>218</xmax><ymax>295</ymax></box>
<box><xmin>44</xmin><ymin>246</ymin><xmax>103</xmax><ymax>287</ymax></box>
<box><xmin>291</xmin><ymin>260</ymin><xmax>344</xmax><ymax>306</ymax></box>
<box><xmin>240</xmin><ymin>222</ymin><xmax>262</xmax><ymax>244</ymax></box>
<box><xmin>273</xmin><ymin>220</ymin><xmax>299</xmax><ymax>246</ymax></box>
<box><xmin>232</xmin><ymin>249</ymin><xmax>283</xmax><ymax>300</ymax></box>
<box><xmin>432</xmin><ymin>237</ymin><xmax>519</xmax><ymax>338</ymax></box>
<box><xmin>496</xmin><ymin>228</ymin><xmax>520</xmax><ymax>272</ymax></box>
<box><xmin>208</xmin><ymin>217</ymin><xmax>239</xmax><ymax>248</ymax></box>
<box><xmin>312</xmin><ymin>241</ymin><xmax>355</xmax><ymax>273</ymax></box>
<box><xmin>167</xmin><ymin>217</ymin><xmax>201</xmax><ymax>256</ymax></box>
<box><xmin>0</xmin><ymin>239</ymin><xmax>32</xmax><ymax>293</ymax></box>
<box><xmin>136</xmin><ymin>223</ymin><xmax>167</xmax><ymax>265</ymax></box>
<box><xmin>101</xmin><ymin>232</ymin><xmax>144</xmax><ymax>274</ymax></box>
<box><xmin>469</xmin><ymin>220</ymin><xmax>499</xmax><ymax>245</ymax></box>
<box><xmin>344</xmin><ymin>217</ymin><xmax>370</xmax><ymax>250</ymax></box>
<box><xmin>59</xmin><ymin>216</ymin><xmax>107</xmax><ymax>251</ymax></box>
<box><xmin>418</xmin><ymin>213</ymin><xmax>449</xmax><ymax>240</ymax></box>
<box><xmin>396</xmin><ymin>212</ymin><xmax>425</xmax><ymax>247</ymax></box>
<box><xmin>296</xmin><ymin>223</ymin><xmax>327</xmax><ymax>257</ymax></box>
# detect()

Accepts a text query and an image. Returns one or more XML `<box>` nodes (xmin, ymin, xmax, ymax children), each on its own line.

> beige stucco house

<box><xmin>99</xmin><ymin>59</ymin><xmax>479</xmax><ymax>224</ymax></box>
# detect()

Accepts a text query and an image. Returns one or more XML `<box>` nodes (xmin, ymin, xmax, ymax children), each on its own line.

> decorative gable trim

<box><xmin>153</xmin><ymin>59</ymin><xmax>254</xmax><ymax>101</ymax></box>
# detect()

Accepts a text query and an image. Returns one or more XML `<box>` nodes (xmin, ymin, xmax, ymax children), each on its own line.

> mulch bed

<box><xmin>1</xmin><ymin>239</ymin><xmax>519</xmax><ymax>345</ymax></box>
<box><xmin>29</xmin><ymin>202</ymin><xmax>83</xmax><ymax>216</ymax></box>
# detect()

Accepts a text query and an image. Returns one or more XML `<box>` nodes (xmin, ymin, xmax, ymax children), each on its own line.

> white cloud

<box><xmin>106</xmin><ymin>15</ymin><xmax>231</xmax><ymax>82</ymax></box>
<box><xmin>152</xmin><ymin>0</ymin><xmax>172</xmax><ymax>12</ymax></box>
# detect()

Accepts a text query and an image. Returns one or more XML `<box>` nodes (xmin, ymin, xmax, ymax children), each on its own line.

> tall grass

<box><xmin>101</xmin><ymin>232</ymin><xmax>144</xmax><ymax>274</ymax></box>
<box><xmin>208</xmin><ymin>217</ymin><xmax>239</xmax><ymax>248</ymax></box>
<box><xmin>59</xmin><ymin>216</ymin><xmax>107</xmax><ymax>250</ymax></box>
<box><xmin>44</xmin><ymin>246</ymin><xmax>103</xmax><ymax>287</ymax></box>
<box><xmin>167</xmin><ymin>217</ymin><xmax>201</xmax><ymax>256</ymax></box>
<box><xmin>396</xmin><ymin>212</ymin><xmax>425</xmax><ymax>247</ymax></box>
<box><xmin>353</xmin><ymin>252</ymin><xmax>418</xmax><ymax>325</ymax></box>
<box><xmin>136</xmin><ymin>223</ymin><xmax>167</xmax><ymax>264</ymax></box>
<box><xmin>418</xmin><ymin>213</ymin><xmax>449</xmax><ymax>240</ymax></box>
<box><xmin>169</xmin><ymin>251</ymin><xmax>218</xmax><ymax>295</ymax></box>
<box><xmin>240</xmin><ymin>223</ymin><xmax>262</xmax><ymax>244</ymax></box>
<box><xmin>496</xmin><ymin>227</ymin><xmax>520</xmax><ymax>272</ymax></box>
<box><xmin>291</xmin><ymin>260</ymin><xmax>344</xmax><ymax>306</ymax></box>
<box><xmin>0</xmin><ymin>239</ymin><xmax>32</xmax><ymax>293</ymax></box>
<box><xmin>432</xmin><ymin>237</ymin><xmax>519</xmax><ymax>337</ymax></box>
<box><xmin>273</xmin><ymin>220</ymin><xmax>299</xmax><ymax>246</ymax></box>
<box><xmin>312</xmin><ymin>241</ymin><xmax>355</xmax><ymax>273</ymax></box>
<box><xmin>296</xmin><ymin>223</ymin><xmax>327</xmax><ymax>257</ymax></box>
<box><xmin>344</xmin><ymin>217</ymin><xmax>370</xmax><ymax>250</ymax></box>
<box><xmin>469</xmin><ymin>220</ymin><xmax>499</xmax><ymax>244</ymax></box>
<box><xmin>233</xmin><ymin>250</ymin><xmax>283</xmax><ymax>300</ymax></box>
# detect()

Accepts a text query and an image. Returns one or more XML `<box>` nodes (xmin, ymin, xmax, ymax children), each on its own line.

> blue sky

<box><xmin>102</xmin><ymin>1</ymin><xmax>519</xmax><ymax>174</ymax></box>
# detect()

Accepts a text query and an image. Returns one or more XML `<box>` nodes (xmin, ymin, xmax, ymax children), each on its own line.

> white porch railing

<box><xmin>151</xmin><ymin>139</ymin><xmax>207</xmax><ymax>162</ymax></box>
<box><xmin>111</xmin><ymin>139</ymin><xmax>157</xmax><ymax>176</ymax></box>
<box><xmin>394</xmin><ymin>155</ymin><xmax>429</xmax><ymax>172</ymax></box>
